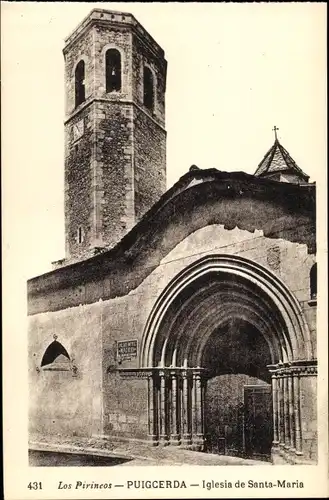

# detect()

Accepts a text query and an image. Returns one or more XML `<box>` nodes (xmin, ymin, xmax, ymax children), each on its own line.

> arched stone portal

<box><xmin>140</xmin><ymin>255</ymin><xmax>317</xmax><ymax>463</ymax></box>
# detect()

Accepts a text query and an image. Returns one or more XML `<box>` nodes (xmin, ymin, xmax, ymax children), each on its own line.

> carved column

<box><xmin>278</xmin><ymin>374</ymin><xmax>285</xmax><ymax>445</ymax></box>
<box><xmin>170</xmin><ymin>371</ymin><xmax>179</xmax><ymax>445</ymax></box>
<box><xmin>159</xmin><ymin>370</ymin><xmax>169</xmax><ymax>445</ymax></box>
<box><xmin>191</xmin><ymin>372</ymin><xmax>196</xmax><ymax>439</ymax></box>
<box><xmin>147</xmin><ymin>373</ymin><xmax>158</xmax><ymax>445</ymax></box>
<box><xmin>271</xmin><ymin>373</ymin><xmax>279</xmax><ymax>445</ymax></box>
<box><xmin>283</xmin><ymin>373</ymin><xmax>290</xmax><ymax>447</ymax></box>
<box><xmin>288</xmin><ymin>372</ymin><xmax>295</xmax><ymax>450</ymax></box>
<box><xmin>201</xmin><ymin>377</ymin><xmax>207</xmax><ymax>447</ymax></box>
<box><xmin>293</xmin><ymin>370</ymin><xmax>302</xmax><ymax>454</ymax></box>
<box><xmin>181</xmin><ymin>370</ymin><xmax>191</xmax><ymax>446</ymax></box>
<box><xmin>193</xmin><ymin>370</ymin><xmax>204</xmax><ymax>447</ymax></box>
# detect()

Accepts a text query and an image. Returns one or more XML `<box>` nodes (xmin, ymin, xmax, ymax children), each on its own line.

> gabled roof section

<box><xmin>255</xmin><ymin>138</ymin><xmax>309</xmax><ymax>182</ymax></box>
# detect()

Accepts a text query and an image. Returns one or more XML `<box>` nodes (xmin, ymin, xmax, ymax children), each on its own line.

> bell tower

<box><xmin>63</xmin><ymin>9</ymin><xmax>167</xmax><ymax>263</ymax></box>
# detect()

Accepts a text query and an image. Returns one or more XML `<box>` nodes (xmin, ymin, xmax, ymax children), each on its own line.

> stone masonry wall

<box><xmin>103</xmin><ymin>373</ymin><xmax>149</xmax><ymax>440</ymax></box>
<box><xmin>133</xmin><ymin>106</ymin><xmax>166</xmax><ymax>220</ymax></box>
<box><xmin>28</xmin><ymin>301</ymin><xmax>103</xmax><ymax>440</ymax></box>
<box><xmin>131</xmin><ymin>28</ymin><xmax>167</xmax><ymax>220</ymax></box>
<box><xmin>64</xmin><ymin>105</ymin><xmax>94</xmax><ymax>259</ymax></box>
<box><xmin>96</xmin><ymin>101</ymin><xmax>135</xmax><ymax>247</ymax></box>
<box><xmin>64</xmin><ymin>26</ymin><xmax>95</xmax><ymax>260</ymax></box>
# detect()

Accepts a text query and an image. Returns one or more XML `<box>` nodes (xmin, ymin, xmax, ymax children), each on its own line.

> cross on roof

<box><xmin>272</xmin><ymin>125</ymin><xmax>279</xmax><ymax>141</ymax></box>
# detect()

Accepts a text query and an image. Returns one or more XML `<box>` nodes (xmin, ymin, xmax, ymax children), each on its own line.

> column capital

<box><xmin>158</xmin><ymin>369</ymin><xmax>169</xmax><ymax>379</ymax></box>
<box><xmin>291</xmin><ymin>360</ymin><xmax>317</xmax><ymax>376</ymax></box>
<box><xmin>267</xmin><ymin>360</ymin><xmax>317</xmax><ymax>377</ymax></box>
<box><xmin>192</xmin><ymin>370</ymin><xmax>203</xmax><ymax>380</ymax></box>
<box><xmin>181</xmin><ymin>369</ymin><xmax>191</xmax><ymax>379</ymax></box>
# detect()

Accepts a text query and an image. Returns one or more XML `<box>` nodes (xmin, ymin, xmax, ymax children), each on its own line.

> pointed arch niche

<box><xmin>40</xmin><ymin>337</ymin><xmax>71</xmax><ymax>371</ymax></box>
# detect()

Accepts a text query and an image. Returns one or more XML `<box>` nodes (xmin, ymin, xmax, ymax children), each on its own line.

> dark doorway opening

<box><xmin>203</xmin><ymin>319</ymin><xmax>273</xmax><ymax>461</ymax></box>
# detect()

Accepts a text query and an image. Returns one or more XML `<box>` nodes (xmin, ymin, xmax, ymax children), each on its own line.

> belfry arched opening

<box><xmin>141</xmin><ymin>255</ymin><xmax>312</xmax><ymax>462</ymax></box>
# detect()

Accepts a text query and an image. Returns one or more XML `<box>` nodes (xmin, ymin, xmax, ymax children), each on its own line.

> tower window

<box><xmin>105</xmin><ymin>49</ymin><xmax>122</xmax><ymax>93</ymax></box>
<box><xmin>143</xmin><ymin>66</ymin><xmax>154</xmax><ymax>112</ymax></box>
<box><xmin>310</xmin><ymin>263</ymin><xmax>317</xmax><ymax>299</ymax></box>
<box><xmin>75</xmin><ymin>60</ymin><xmax>86</xmax><ymax>108</ymax></box>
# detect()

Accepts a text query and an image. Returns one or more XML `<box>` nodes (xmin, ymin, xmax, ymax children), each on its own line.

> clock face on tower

<box><xmin>73</xmin><ymin>119</ymin><xmax>84</xmax><ymax>141</ymax></box>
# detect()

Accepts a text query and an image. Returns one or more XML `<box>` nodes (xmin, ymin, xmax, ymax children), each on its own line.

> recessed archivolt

<box><xmin>184</xmin><ymin>302</ymin><xmax>280</xmax><ymax>368</ymax></box>
<box><xmin>159</xmin><ymin>282</ymin><xmax>287</xmax><ymax>367</ymax></box>
<box><xmin>185</xmin><ymin>285</ymin><xmax>287</xmax><ymax>363</ymax></box>
<box><xmin>140</xmin><ymin>254</ymin><xmax>312</xmax><ymax>368</ymax></box>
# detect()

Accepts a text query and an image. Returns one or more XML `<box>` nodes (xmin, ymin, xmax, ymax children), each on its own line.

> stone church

<box><xmin>28</xmin><ymin>9</ymin><xmax>317</xmax><ymax>465</ymax></box>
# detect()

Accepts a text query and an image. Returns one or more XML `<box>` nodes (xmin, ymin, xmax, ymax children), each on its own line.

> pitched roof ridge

<box><xmin>266</xmin><ymin>139</ymin><xmax>280</xmax><ymax>173</ymax></box>
<box><xmin>254</xmin><ymin>139</ymin><xmax>278</xmax><ymax>176</ymax></box>
<box><xmin>258</xmin><ymin>142</ymin><xmax>275</xmax><ymax>165</ymax></box>
<box><xmin>276</xmin><ymin>141</ymin><xmax>308</xmax><ymax>178</ymax></box>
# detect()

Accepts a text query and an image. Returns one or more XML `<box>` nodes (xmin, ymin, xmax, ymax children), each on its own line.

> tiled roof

<box><xmin>254</xmin><ymin>139</ymin><xmax>309</xmax><ymax>181</ymax></box>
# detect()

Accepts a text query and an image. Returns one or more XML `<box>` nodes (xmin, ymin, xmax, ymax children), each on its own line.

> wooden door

<box><xmin>243</xmin><ymin>384</ymin><xmax>272</xmax><ymax>460</ymax></box>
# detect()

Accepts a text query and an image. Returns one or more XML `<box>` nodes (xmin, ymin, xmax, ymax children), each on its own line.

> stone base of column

<box><xmin>169</xmin><ymin>434</ymin><xmax>180</xmax><ymax>446</ymax></box>
<box><xmin>159</xmin><ymin>435</ymin><xmax>170</xmax><ymax>446</ymax></box>
<box><xmin>272</xmin><ymin>445</ymin><xmax>313</xmax><ymax>465</ymax></box>
<box><xmin>190</xmin><ymin>435</ymin><xmax>205</xmax><ymax>451</ymax></box>
<box><xmin>271</xmin><ymin>442</ymin><xmax>280</xmax><ymax>457</ymax></box>
<box><xmin>180</xmin><ymin>434</ymin><xmax>192</xmax><ymax>448</ymax></box>
<box><xmin>147</xmin><ymin>435</ymin><xmax>159</xmax><ymax>446</ymax></box>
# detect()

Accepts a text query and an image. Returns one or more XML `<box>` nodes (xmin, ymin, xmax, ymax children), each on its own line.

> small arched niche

<box><xmin>41</xmin><ymin>339</ymin><xmax>71</xmax><ymax>371</ymax></box>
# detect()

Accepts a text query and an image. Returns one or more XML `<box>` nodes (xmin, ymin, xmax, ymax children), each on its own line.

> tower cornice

<box><xmin>64</xmin><ymin>97</ymin><xmax>167</xmax><ymax>133</ymax></box>
<box><xmin>63</xmin><ymin>9</ymin><xmax>165</xmax><ymax>62</ymax></box>
<box><xmin>64</xmin><ymin>98</ymin><xmax>166</xmax><ymax>132</ymax></box>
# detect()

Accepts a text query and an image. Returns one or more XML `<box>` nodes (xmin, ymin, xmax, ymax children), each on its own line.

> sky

<box><xmin>2</xmin><ymin>2</ymin><xmax>327</xmax><ymax>282</ymax></box>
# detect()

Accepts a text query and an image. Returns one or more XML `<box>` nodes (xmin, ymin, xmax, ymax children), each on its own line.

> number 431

<box><xmin>28</xmin><ymin>482</ymin><xmax>42</xmax><ymax>490</ymax></box>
